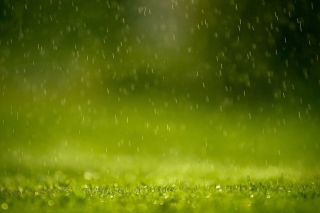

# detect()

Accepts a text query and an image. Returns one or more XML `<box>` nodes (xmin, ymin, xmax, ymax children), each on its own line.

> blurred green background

<box><xmin>0</xmin><ymin>0</ymin><xmax>320</xmax><ymax>183</ymax></box>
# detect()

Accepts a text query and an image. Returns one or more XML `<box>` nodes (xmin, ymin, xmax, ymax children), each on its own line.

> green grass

<box><xmin>1</xmin><ymin>94</ymin><xmax>320</xmax><ymax>212</ymax></box>
<box><xmin>1</xmin><ymin>181</ymin><xmax>320</xmax><ymax>213</ymax></box>
<box><xmin>1</xmin><ymin>151</ymin><xmax>320</xmax><ymax>212</ymax></box>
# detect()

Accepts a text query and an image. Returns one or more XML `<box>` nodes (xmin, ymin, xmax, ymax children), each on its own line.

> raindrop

<box><xmin>1</xmin><ymin>203</ymin><xmax>9</xmax><ymax>210</ymax></box>
<box><xmin>48</xmin><ymin>200</ymin><xmax>54</xmax><ymax>206</ymax></box>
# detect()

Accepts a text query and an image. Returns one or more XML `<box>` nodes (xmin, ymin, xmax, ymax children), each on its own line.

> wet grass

<box><xmin>1</xmin><ymin>152</ymin><xmax>320</xmax><ymax>212</ymax></box>
<box><xmin>1</xmin><ymin>96</ymin><xmax>320</xmax><ymax>212</ymax></box>
<box><xmin>1</xmin><ymin>171</ymin><xmax>320</xmax><ymax>212</ymax></box>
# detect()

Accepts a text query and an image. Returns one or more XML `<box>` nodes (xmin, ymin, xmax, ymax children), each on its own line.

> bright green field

<box><xmin>1</xmin><ymin>94</ymin><xmax>320</xmax><ymax>212</ymax></box>
<box><xmin>1</xmin><ymin>155</ymin><xmax>320</xmax><ymax>213</ymax></box>
<box><xmin>1</xmin><ymin>147</ymin><xmax>320</xmax><ymax>213</ymax></box>
<box><xmin>1</xmin><ymin>174</ymin><xmax>320</xmax><ymax>213</ymax></box>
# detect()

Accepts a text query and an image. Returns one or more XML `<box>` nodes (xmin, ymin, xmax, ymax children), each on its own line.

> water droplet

<box><xmin>48</xmin><ymin>200</ymin><xmax>54</xmax><ymax>206</ymax></box>
<box><xmin>1</xmin><ymin>203</ymin><xmax>8</xmax><ymax>210</ymax></box>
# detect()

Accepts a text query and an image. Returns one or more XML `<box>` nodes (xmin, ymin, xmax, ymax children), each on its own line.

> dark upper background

<box><xmin>0</xmin><ymin>1</ymin><xmax>320</xmax><ymax>164</ymax></box>
<box><xmin>1</xmin><ymin>0</ymin><xmax>319</xmax><ymax>105</ymax></box>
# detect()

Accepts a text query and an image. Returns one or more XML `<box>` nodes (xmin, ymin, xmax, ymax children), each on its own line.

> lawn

<box><xmin>1</xmin><ymin>155</ymin><xmax>320</xmax><ymax>212</ymax></box>
<box><xmin>1</xmin><ymin>98</ymin><xmax>320</xmax><ymax>212</ymax></box>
